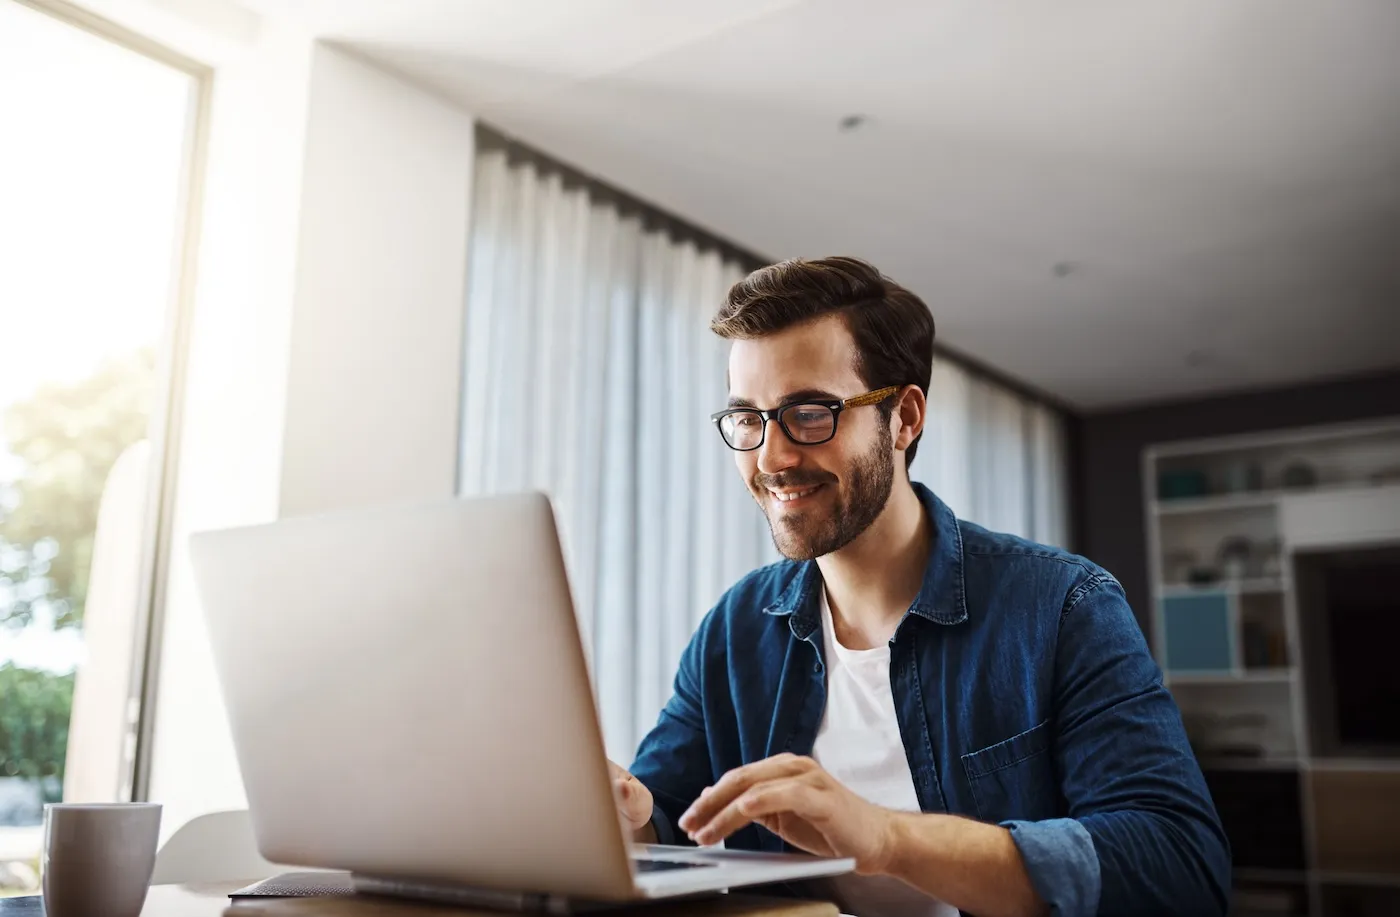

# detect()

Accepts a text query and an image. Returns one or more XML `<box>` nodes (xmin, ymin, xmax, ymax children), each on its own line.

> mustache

<box><xmin>753</xmin><ymin>471</ymin><xmax>836</xmax><ymax>491</ymax></box>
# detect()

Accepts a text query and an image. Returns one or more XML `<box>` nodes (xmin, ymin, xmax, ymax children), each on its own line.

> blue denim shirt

<box><xmin>630</xmin><ymin>483</ymin><xmax>1230</xmax><ymax>917</ymax></box>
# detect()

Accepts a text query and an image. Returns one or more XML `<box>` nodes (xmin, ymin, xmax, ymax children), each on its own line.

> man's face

<box><xmin>726</xmin><ymin>314</ymin><xmax>896</xmax><ymax>561</ymax></box>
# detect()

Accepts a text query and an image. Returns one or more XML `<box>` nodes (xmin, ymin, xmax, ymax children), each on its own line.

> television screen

<box><xmin>1323</xmin><ymin>553</ymin><xmax>1400</xmax><ymax>749</ymax></box>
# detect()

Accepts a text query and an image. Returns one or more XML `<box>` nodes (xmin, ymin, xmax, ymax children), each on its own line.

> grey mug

<box><xmin>42</xmin><ymin>803</ymin><xmax>162</xmax><ymax>917</ymax></box>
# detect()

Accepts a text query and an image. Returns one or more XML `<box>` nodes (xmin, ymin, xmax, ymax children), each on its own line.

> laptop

<box><xmin>189</xmin><ymin>491</ymin><xmax>854</xmax><ymax>910</ymax></box>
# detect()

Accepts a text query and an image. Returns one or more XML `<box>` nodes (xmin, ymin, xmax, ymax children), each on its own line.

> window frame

<box><xmin>12</xmin><ymin>0</ymin><xmax>213</xmax><ymax>804</ymax></box>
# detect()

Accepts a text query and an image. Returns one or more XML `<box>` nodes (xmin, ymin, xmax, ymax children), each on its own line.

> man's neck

<box><xmin>816</xmin><ymin>479</ymin><xmax>932</xmax><ymax>651</ymax></box>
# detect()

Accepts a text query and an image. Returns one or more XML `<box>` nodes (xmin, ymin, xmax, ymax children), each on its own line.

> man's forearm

<box><xmin>880</xmin><ymin>812</ymin><xmax>1048</xmax><ymax>917</ymax></box>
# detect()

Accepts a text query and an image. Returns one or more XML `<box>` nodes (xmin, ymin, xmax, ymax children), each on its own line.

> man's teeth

<box><xmin>771</xmin><ymin>486</ymin><xmax>820</xmax><ymax>502</ymax></box>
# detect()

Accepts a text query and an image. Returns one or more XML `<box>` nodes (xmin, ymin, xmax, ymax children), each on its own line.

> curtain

<box><xmin>460</xmin><ymin>147</ymin><xmax>1070</xmax><ymax>759</ymax></box>
<box><xmin>909</xmin><ymin>362</ymin><xmax>1069</xmax><ymax>548</ymax></box>
<box><xmin>460</xmin><ymin>149</ymin><xmax>775</xmax><ymax>759</ymax></box>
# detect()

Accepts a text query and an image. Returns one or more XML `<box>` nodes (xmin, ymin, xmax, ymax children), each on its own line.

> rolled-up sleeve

<box><xmin>1011</xmin><ymin>573</ymin><xmax>1231</xmax><ymax>917</ymax></box>
<box><xmin>1002</xmin><ymin>818</ymin><xmax>1100</xmax><ymax>916</ymax></box>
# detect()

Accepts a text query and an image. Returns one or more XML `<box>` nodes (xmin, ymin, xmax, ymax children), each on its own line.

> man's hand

<box><xmin>608</xmin><ymin>760</ymin><xmax>656</xmax><ymax>840</ymax></box>
<box><xmin>677</xmin><ymin>753</ymin><xmax>897</xmax><ymax>875</ymax></box>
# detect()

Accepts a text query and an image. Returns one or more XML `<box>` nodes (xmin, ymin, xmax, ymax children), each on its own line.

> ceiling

<box><xmin>254</xmin><ymin>0</ymin><xmax>1400</xmax><ymax>410</ymax></box>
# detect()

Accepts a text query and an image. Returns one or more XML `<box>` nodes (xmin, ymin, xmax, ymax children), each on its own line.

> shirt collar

<box><xmin>762</xmin><ymin>482</ymin><xmax>969</xmax><ymax>639</ymax></box>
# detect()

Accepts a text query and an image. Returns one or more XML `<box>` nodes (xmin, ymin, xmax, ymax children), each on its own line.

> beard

<box><xmin>753</xmin><ymin>421</ymin><xmax>895</xmax><ymax>562</ymax></box>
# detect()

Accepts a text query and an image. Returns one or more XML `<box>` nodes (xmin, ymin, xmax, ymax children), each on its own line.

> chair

<box><xmin>150</xmin><ymin>809</ymin><xmax>281</xmax><ymax>885</ymax></box>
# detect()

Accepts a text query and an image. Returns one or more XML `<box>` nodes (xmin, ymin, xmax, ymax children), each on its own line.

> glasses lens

<box><xmin>719</xmin><ymin>411</ymin><xmax>764</xmax><ymax>450</ymax></box>
<box><xmin>781</xmin><ymin>404</ymin><xmax>836</xmax><ymax>443</ymax></box>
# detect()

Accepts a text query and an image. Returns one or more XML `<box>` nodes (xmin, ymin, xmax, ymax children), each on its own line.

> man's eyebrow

<box><xmin>726</xmin><ymin>389</ymin><xmax>840</xmax><ymax>409</ymax></box>
<box><xmin>780</xmin><ymin>389</ymin><xmax>840</xmax><ymax>404</ymax></box>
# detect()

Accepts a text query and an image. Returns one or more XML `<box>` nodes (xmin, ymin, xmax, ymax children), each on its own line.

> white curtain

<box><xmin>460</xmin><ymin>147</ymin><xmax>1070</xmax><ymax>759</ymax></box>
<box><xmin>910</xmin><ymin>361</ymin><xmax>1069</xmax><ymax>548</ymax></box>
<box><xmin>460</xmin><ymin>149</ymin><xmax>776</xmax><ymax>759</ymax></box>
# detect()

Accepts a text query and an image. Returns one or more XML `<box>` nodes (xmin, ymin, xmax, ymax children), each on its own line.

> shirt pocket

<box><xmin>959</xmin><ymin>719</ymin><xmax>1056</xmax><ymax>823</ymax></box>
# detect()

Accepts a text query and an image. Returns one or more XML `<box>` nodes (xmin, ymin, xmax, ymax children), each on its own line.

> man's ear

<box><xmin>892</xmin><ymin>385</ymin><xmax>926</xmax><ymax>453</ymax></box>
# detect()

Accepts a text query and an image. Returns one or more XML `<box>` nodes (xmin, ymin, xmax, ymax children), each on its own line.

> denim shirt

<box><xmin>629</xmin><ymin>483</ymin><xmax>1230</xmax><ymax>917</ymax></box>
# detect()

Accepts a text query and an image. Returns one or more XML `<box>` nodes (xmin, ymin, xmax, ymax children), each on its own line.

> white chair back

<box><xmin>150</xmin><ymin>809</ymin><xmax>280</xmax><ymax>885</ymax></box>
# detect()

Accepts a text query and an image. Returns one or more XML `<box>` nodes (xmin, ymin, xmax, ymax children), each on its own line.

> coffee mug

<box><xmin>42</xmin><ymin>803</ymin><xmax>162</xmax><ymax>917</ymax></box>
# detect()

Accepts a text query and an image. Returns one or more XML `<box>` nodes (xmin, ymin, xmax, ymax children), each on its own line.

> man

<box><xmin>607</xmin><ymin>257</ymin><xmax>1230</xmax><ymax>917</ymax></box>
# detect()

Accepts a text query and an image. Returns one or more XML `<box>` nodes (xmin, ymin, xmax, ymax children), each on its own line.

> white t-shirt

<box><xmin>809</xmin><ymin>589</ymin><xmax>958</xmax><ymax>917</ymax></box>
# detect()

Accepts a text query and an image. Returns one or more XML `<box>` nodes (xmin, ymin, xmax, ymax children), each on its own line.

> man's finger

<box><xmin>679</xmin><ymin>754</ymin><xmax>811</xmax><ymax>833</ymax></box>
<box><xmin>690</xmin><ymin>776</ymin><xmax>819</xmax><ymax>846</ymax></box>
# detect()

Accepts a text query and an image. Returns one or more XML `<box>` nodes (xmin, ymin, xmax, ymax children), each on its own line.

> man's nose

<box><xmin>755</xmin><ymin>419</ymin><xmax>801</xmax><ymax>476</ymax></box>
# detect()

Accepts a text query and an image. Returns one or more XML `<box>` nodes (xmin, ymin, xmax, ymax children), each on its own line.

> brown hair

<box><xmin>711</xmin><ymin>256</ymin><xmax>935</xmax><ymax>466</ymax></box>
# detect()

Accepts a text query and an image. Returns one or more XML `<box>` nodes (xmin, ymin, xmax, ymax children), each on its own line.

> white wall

<box><xmin>147</xmin><ymin>16</ymin><xmax>317</xmax><ymax>841</ymax></box>
<box><xmin>279</xmin><ymin>45</ymin><xmax>474</xmax><ymax>517</ymax></box>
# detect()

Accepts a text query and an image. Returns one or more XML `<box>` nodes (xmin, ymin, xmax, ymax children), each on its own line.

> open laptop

<box><xmin>188</xmin><ymin>491</ymin><xmax>854</xmax><ymax>910</ymax></box>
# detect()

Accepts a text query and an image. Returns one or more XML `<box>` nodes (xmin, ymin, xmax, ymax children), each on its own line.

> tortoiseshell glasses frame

<box><xmin>709</xmin><ymin>386</ymin><xmax>901</xmax><ymax>452</ymax></box>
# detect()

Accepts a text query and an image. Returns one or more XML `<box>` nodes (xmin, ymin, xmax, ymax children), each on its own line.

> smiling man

<box><xmin>608</xmin><ymin>257</ymin><xmax>1230</xmax><ymax>917</ymax></box>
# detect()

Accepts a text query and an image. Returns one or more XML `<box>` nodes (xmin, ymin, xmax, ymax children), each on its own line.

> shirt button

<box><xmin>812</xmin><ymin>663</ymin><xmax>821</xmax><ymax>673</ymax></box>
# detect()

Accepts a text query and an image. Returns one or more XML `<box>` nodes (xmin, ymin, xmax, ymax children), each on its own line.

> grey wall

<box><xmin>1076</xmin><ymin>370</ymin><xmax>1400</xmax><ymax>638</ymax></box>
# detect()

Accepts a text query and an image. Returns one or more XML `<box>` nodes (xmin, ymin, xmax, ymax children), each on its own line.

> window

<box><xmin>0</xmin><ymin>0</ymin><xmax>204</xmax><ymax>895</ymax></box>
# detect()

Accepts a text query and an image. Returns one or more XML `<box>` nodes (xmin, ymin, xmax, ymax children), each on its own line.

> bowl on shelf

<box><xmin>1223</xmin><ymin>461</ymin><xmax>1264</xmax><ymax>493</ymax></box>
<box><xmin>1186</xmin><ymin>566</ymin><xmax>1223</xmax><ymax>586</ymax></box>
<box><xmin>1218</xmin><ymin>536</ymin><xmax>1253</xmax><ymax>581</ymax></box>
<box><xmin>1281</xmin><ymin>462</ymin><xmax>1317</xmax><ymax>490</ymax></box>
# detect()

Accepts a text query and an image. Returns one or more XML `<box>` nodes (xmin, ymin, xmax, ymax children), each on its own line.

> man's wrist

<box><xmin>878</xmin><ymin>813</ymin><xmax>1047</xmax><ymax>917</ymax></box>
<box><xmin>876</xmin><ymin>811</ymin><xmax>968</xmax><ymax>883</ymax></box>
<box><xmin>871</xmin><ymin>809</ymin><xmax>921</xmax><ymax>877</ymax></box>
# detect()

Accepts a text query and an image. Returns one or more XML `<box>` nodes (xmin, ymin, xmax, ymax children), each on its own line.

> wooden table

<box><xmin>0</xmin><ymin>882</ymin><xmax>235</xmax><ymax>917</ymax></box>
<box><xmin>0</xmin><ymin>882</ymin><xmax>839</xmax><ymax>917</ymax></box>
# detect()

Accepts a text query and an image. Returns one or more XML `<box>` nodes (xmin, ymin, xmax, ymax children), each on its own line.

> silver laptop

<box><xmin>189</xmin><ymin>491</ymin><xmax>853</xmax><ymax>909</ymax></box>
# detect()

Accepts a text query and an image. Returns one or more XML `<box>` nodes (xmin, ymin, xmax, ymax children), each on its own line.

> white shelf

<box><xmin>1235</xmin><ymin>866</ymin><xmax>1400</xmax><ymax>889</ymax></box>
<box><xmin>1234</xmin><ymin>867</ymin><xmax>1307</xmax><ymax>883</ymax></box>
<box><xmin>1167</xmin><ymin>669</ymin><xmax>1295</xmax><ymax>685</ymax></box>
<box><xmin>1197</xmin><ymin>756</ymin><xmax>1302</xmax><ymax>772</ymax></box>
<box><xmin>1155</xmin><ymin>492</ymin><xmax>1279</xmax><ymax>515</ymax></box>
<box><xmin>1314</xmin><ymin>870</ymin><xmax>1400</xmax><ymax>888</ymax></box>
<box><xmin>1156</xmin><ymin>481</ymin><xmax>1400</xmax><ymax>517</ymax></box>
<box><xmin>1145</xmin><ymin>417</ymin><xmax>1400</xmax><ymax>460</ymax></box>
<box><xmin>1195</xmin><ymin>756</ymin><xmax>1400</xmax><ymax>773</ymax></box>
<box><xmin>1279</xmin><ymin>482</ymin><xmax>1400</xmax><ymax>550</ymax></box>
<box><xmin>1159</xmin><ymin>578</ymin><xmax>1287</xmax><ymax>597</ymax></box>
<box><xmin>1307</xmin><ymin>758</ymin><xmax>1400</xmax><ymax>774</ymax></box>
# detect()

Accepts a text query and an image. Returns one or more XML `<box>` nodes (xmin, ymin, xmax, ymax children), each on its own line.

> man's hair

<box><xmin>711</xmin><ymin>256</ymin><xmax>935</xmax><ymax>466</ymax></box>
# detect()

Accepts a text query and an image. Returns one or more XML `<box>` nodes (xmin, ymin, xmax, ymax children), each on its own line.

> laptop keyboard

<box><xmin>633</xmin><ymin>858</ymin><xmax>719</xmax><ymax>873</ymax></box>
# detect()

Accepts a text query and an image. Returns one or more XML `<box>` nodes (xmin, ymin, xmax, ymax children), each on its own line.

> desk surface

<box><xmin>0</xmin><ymin>883</ymin><xmax>234</xmax><ymax>917</ymax></box>
<box><xmin>0</xmin><ymin>883</ymin><xmax>839</xmax><ymax>917</ymax></box>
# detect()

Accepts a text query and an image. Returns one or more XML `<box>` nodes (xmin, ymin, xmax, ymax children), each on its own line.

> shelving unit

<box><xmin>1143</xmin><ymin>417</ymin><xmax>1400</xmax><ymax>916</ymax></box>
<box><xmin>1159</xmin><ymin>578</ymin><xmax>1287</xmax><ymax>596</ymax></box>
<box><xmin>1167</xmin><ymin>669</ymin><xmax>1294</xmax><ymax>686</ymax></box>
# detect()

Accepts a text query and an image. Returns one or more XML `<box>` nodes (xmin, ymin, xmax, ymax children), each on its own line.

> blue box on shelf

<box><xmin>1162</xmin><ymin>592</ymin><xmax>1233</xmax><ymax>672</ymax></box>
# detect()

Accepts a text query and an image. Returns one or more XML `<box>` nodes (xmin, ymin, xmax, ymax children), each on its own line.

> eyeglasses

<box><xmin>710</xmin><ymin>386</ymin><xmax>901</xmax><ymax>452</ymax></box>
